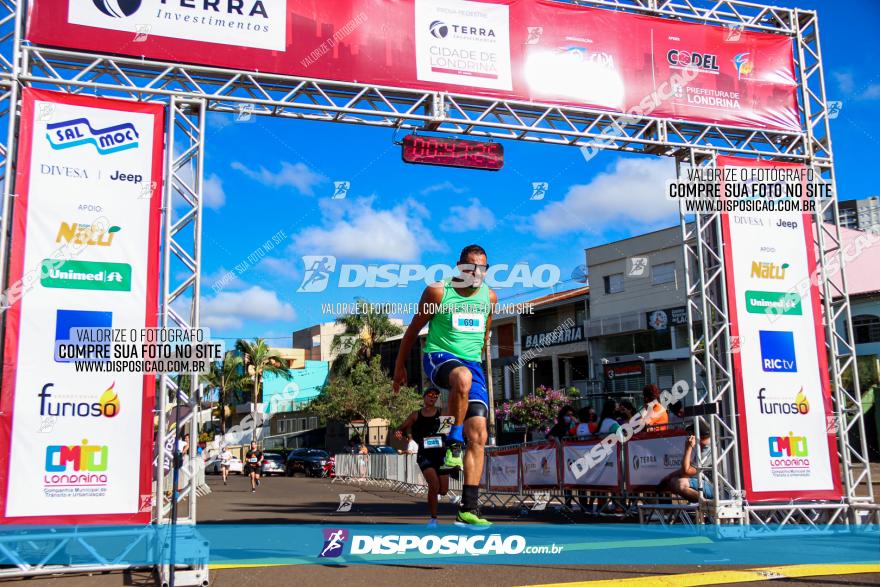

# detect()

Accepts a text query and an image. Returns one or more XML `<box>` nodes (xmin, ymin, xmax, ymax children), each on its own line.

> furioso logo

<box><xmin>39</xmin><ymin>382</ymin><xmax>120</xmax><ymax>418</ymax></box>
<box><xmin>429</xmin><ymin>20</ymin><xmax>448</xmax><ymax>39</ymax></box>
<box><xmin>92</xmin><ymin>0</ymin><xmax>142</xmax><ymax>18</ymax></box>
<box><xmin>319</xmin><ymin>529</ymin><xmax>348</xmax><ymax>558</ymax></box>
<box><xmin>46</xmin><ymin>118</ymin><xmax>140</xmax><ymax>155</ymax></box>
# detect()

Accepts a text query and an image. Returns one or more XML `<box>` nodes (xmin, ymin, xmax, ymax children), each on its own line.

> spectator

<box><xmin>617</xmin><ymin>400</ymin><xmax>636</xmax><ymax>422</ymax></box>
<box><xmin>665</xmin><ymin>428</ymin><xmax>713</xmax><ymax>502</ymax></box>
<box><xmin>642</xmin><ymin>384</ymin><xmax>668</xmax><ymax>430</ymax></box>
<box><xmin>575</xmin><ymin>406</ymin><xmax>598</xmax><ymax>436</ymax></box>
<box><xmin>546</xmin><ymin>405</ymin><xmax>577</xmax><ymax>510</ymax></box>
<box><xmin>547</xmin><ymin>405</ymin><xmax>577</xmax><ymax>441</ymax></box>
<box><xmin>358</xmin><ymin>443</ymin><xmax>369</xmax><ymax>455</ymax></box>
<box><xmin>597</xmin><ymin>400</ymin><xmax>621</xmax><ymax>434</ymax></box>
<box><xmin>406</xmin><ymin>434</ymin><xmax>419</xmax><ymax>454</ymax></box>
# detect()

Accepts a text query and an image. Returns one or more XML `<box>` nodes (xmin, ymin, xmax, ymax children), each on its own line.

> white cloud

<box><xmin>420</xmin><ymin>181</ymin><xmax>467</xmax><ymax>196</ymax></box>
<box><xmin>292</xmin><ymin>196</ymin><xmax>444</xmax><ymax>261</ymax></box>
<box><xmin>231</xmin><ymin>161</ymin><xmax>326</xmax><ymax>195</ymax></box>
<box><xmin>833</xmin><ymin>71</ymin><xmax>855</xmax><ymax>95</ymax></box>
<box><xmin>528</xmin><ymin>157</ymin><xmax>677</xmax><ymax>238</ymax></box>
<box><xmin>204</xmin><ymin>173</ymin><xmax>226</xmax><ymax>210</ymax></box>
<box><xmin>444</xmin><ymin>198</ymin><xmax>496</xmax><ymax>233</ymax></box>
<box><xmin>860</xmin><ymin>84</ymin><xmax>880</xmax><ymax>100</ymax></box>
<box><xmin>203</xmin><ymin>266</ymin><xmax>245</xmax><ymax>292</ymax></box>
<box><xmin>201</xmin><ymin>286</ymin><xmax>295</xmax><ymax>331</ymax></box>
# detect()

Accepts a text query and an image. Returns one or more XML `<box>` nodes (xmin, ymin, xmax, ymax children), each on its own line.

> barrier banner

<box><xmin>624</xmin><ymin>432</ymin><xmax>687</xmax><ymax>491</ymax></box>
<box><xmin>719</xmin><ymin>155</ymin><xmax>841</xmax><ymax>501</ymax></box>
<box><xmin>0</xmin><ymin>89</ymin><xmax>164</xmax><ymax>524</ymax></box>
<box><xmin>562</xmin><ymin>441</ymin><xmax>619</xmax><ymax>489</ymax></box>
<box><xmin>27</xmin><ymin>0</ymin><xmax>799</xmax><ymax>131</ymax></box>
<box><xmin>487</xmin><ymin>448</ymin><xmax>519</xmax><ymax>492</ymax></box>
<box><xmin>520</xmin><ymin>443</ymin><xmax>558</xmax><ymax>489</ymax></box>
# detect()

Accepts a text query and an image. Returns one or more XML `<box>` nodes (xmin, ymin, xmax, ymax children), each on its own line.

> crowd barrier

<box><xmin>333</xmin><ymin>430</ymin><xmax>690</xmax><ymax>514</ymax></box>
<box><xmin>334</xmin><ymin>453</ymin><xmax>465</xmax><ymax>497</ymax></box>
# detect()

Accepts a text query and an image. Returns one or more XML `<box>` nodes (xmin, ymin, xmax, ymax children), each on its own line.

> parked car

<box><xmin>367</xmin><ymin>445</ymin><xmax>397</xmax><ymax>455</ymax></box>
<box><xmin>207</xmin><ymin>455</ymin><xmax>243</xmax><ymax>475</ymax></box>
<box><xmin>285</xmin><ymin>448</ymin><xmax>330</xmax><ymax>477</ymax></box>
<box><xmin>260</xmin><ymin>452</ymin><xmax>285</xmax><ymax>476</ymax></box>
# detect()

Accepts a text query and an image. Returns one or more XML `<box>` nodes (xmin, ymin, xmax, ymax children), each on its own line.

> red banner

<box><xmin>0</xmin><ymin>89</ymin><xmax>163</xmax><ymax>524</ymax></box>
<box><xmin>27</xmin><ymin>0</ymin><xmax>799</xmax><ymax>131</ymax></box>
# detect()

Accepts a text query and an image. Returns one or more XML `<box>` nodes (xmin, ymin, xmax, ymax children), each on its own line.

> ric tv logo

<box><xmin>759</xmin><ymin>330</ymin><xmax>797</xmax><ymax>373</ymax></box>
<box><xmin>45</xmin><ymin>117</ymin><xmax>140</xmax><ymax>155</ymax></box>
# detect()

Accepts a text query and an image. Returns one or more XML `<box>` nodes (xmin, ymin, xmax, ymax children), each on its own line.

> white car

<box><xmin>207</xmin><ymin>455</ymin><xmax>243</xmax><ymax>475</ymax></box>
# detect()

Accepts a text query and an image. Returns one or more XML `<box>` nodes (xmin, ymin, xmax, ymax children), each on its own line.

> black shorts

<box><xmin>465</xmin><ymin>400</ymin><xmax>488</xmax><ymax>420</ymax></box>
<box><xmin>245</xmin><ymin>464</ymin><xmax>260</xmax><ymax>475</ymax></box>
<box><xmin>417</xmin><ymin>449</ymin><xmax>446</xmax><ymax>473</ymax></box>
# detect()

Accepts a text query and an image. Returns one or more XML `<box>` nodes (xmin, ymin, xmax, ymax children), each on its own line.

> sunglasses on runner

<box><xmin>460</xmin><ymin>263</ymin><xmax>489</xmax><ymax>273</ymax></box>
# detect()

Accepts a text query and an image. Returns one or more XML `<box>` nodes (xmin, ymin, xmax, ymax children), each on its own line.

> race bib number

<box><xmin>452</xmin><ymin>312</ymin><xmax>484</xmax><ymax>333</ymax></box>
<box><xmin>248</xmin><ymin>457</ymin><xmax>258</xmax><ymax>463</ymax></box>
<box><xmin>423</xmin><ymin>436</ymin><xmax>443</xmax><ymax>449</ymax></box>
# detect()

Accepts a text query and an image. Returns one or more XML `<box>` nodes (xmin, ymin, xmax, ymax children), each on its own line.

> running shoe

<box><xmin>444</xmin><ymin>442</ymin><xmax>464</xmax><ymax>469</ymax></box>
<box><xmin>427</xmin><ymin>518</ymin><xmax>439</xmax><ymax>529</ymax></box>
<box><xmin>455</xmin><ymin>509</ymin><xmax>492</xmax><ymax>528</ymax></box>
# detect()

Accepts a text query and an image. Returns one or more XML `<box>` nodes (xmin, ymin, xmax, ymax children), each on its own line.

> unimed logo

<box><xmin>46</xmin><ymin>118</ymin><xmax>140</xmax><ymax>156</ymax></box>
<box><xmin>745</xmin><ymin>290</ymin><xmax>802</xmax><ymax>316</ymax></box>
<box><xmin>40</xmin><ymin>259</ymin><xmax>132</xmax><ymax>292</ymax></box>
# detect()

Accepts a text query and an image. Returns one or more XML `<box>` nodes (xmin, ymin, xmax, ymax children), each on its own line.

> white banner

<box><xmin>521</xmin><ymin>445</ymin><xmax>558</xmax><ymax>488</ymax></box>
<box><xmin>625</xmin><ymin>435</ymin><xmax>685</xmax><ymax>489</ymax></box>
<box><xmin>68</xmin><ymin>0</ymin><xmax>287</xmax><ymax>51</ymax></box>
<box><xmin>415</xmin><ymin>0</ymin><xmax>512</xmax><ymax>91</ymax></box>
<box><xmin>0</xmin><ymin>89</ymin><xmax>162</xmax><ymax>522</ymax></box>
<box><xmin>562</xmin><ymin>443</ymin><xmax>619</xmax><ymax>488</ymax></box>
<box><xmin>721</xmin><ymin>158</ymin><xmax>840</xmax><ymax>500</ymax></box>
<box><xmin>488</xmin><ymin>452</ymin><xmax>519</xmax><ymax>490</ymax></box>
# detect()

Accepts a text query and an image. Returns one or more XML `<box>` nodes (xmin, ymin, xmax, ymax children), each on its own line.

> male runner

<box><xmin>245</xmin><ymin>440</ymin><xmax>262</xmax><ymax>493</ymax></box>
<box><xmin>394</xmin><ymin>244</ymin><xmax>496</xmax><ymax>527</ymax></box>
<box><xmin>395</xmin><ymin>387</ymin><xmax>451</xmax><ymax>527</ymax></box>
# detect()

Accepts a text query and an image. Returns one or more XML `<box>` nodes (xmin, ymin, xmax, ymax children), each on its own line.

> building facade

<box><xmin>837</xmin><ymin>196</ymin><xmax>880</xmax><ymax>235</ymax></box>
<box><xmin>585</xmin><ymin>225</ymin><xmax>696</xmax><ymax>401</ymax></box>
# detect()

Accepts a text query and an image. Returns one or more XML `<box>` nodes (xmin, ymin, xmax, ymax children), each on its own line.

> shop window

<box><xmin>652</xmin><ymin>262</ymin><xmax>676</xmax><ymax>286</ymax></box>
<box><xmin>853</xmin><ymin>314</ymin><xmax>880</xmax><ymax>344</ymax></box>
<box><xmin>604</xmin><ymin>273</ymin><xmax>624</xmax><ymax>294</ymax></box>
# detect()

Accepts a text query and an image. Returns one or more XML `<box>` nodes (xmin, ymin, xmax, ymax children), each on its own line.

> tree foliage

<box><xmin>330</xmin><ymin>299</ymin><xmax>403</xmax><ymax>375</ymax></box>
<box><xmin>310</xmin><ymin>356</ymin><xmax>420</xmax><ymax>441</ymax></box>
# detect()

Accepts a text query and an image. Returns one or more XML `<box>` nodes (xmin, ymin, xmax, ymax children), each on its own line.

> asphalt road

<box><xmin>10</xmin><ymin>473</ymin><xmax>880</xmax><ymax>587</ymax></box>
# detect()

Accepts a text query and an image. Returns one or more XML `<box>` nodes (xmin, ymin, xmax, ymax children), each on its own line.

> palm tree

<box><xmin>201</xmin><ymin>351</ymin><xmax>250</xmax><ymax>434</ymax></box>
<box><xmin>235</xmin><ymin>338</ymin><xmax>293</xmax><ymax>441</ymax></box>
<box><xmin>330</xmin><ymin>298</ymin><xmax>403</xmax><ymax>374</ymax></box>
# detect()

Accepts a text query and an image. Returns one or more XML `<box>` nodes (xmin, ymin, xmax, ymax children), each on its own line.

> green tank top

<box><xmin>423</xmin><ymin>281</ymin><xmax>491</xmax><ymax>362</ymax></box>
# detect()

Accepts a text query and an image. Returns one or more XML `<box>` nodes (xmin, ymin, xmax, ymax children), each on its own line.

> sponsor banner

<box><xmin>487</xmin><ymin>449</ymin><xmax>519</xmax><ymax>492</ymax></box>
<box><xmin>561</xmin><ymin>441</ymin><xmax>619</xmax><ymax>489</ymax></box>
<box><xmin>646</xmin><ymin>306</ymin><xmax>688</xmax><ymax>331</ymax></box>
<box><xmin>27</xmin><ymin>0</ymin><xmax>799</xmax><ymax>131</ymax></box>
<box><xmin>624</xmin><ymin>432</ymin><xmax>687</xmax><ymax>491</ymax></box>
<box><xmin>520</xmin><ymin>443</ymin><xmax>558</xmax><ymax>489</ymax></box>
<box><xmin>0</xmin><ymin>89</ymin><xmax>164</xmax><ymax>524</ymax></box>
<box><xmin>719</xmin><ymin>155</ymin><xmax>841</xmax><ymax>501</ymax></box>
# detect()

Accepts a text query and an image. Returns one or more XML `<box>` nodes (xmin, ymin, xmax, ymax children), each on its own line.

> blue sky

<box><xmin>195</xmin><ymin>0</ymin><xmax>880</xmax><ymax>343</ymax></box>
